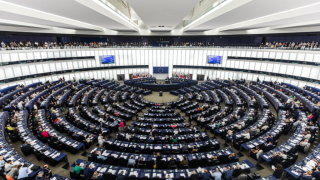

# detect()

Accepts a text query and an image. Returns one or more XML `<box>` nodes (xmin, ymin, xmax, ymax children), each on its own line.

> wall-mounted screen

<box><xmin>208</xmin><ymin>55</ymin><xmax>222</xmax><ymax>64</ymax></box>
<box><xmin>101</xmin><ymin>55</ymin><xmax>115</xmax><ymax>64</ymax></box>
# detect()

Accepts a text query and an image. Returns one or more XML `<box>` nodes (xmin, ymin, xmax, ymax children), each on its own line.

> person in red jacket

<box><xmin>119</xmin><ymin>120</ymin><xmax>124</xmax><ymax>132</ymax></box>
<box><xmin>41</xmin><ymin>130</ymin><xmax>49</xmax><ymax>139</ymax></box>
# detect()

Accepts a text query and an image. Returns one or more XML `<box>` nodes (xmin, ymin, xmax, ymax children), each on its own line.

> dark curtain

<box><xmin>0</xmin><ymin>35</ymin><xmax>57</xmax><ymax>43</ymax></box>
<box><xmin>265</xmin><ymin>36</ymin><xmax>320</xmax><ymax>43</ymax></box>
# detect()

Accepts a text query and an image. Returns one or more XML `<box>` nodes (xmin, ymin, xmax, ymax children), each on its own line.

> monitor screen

<box><xmin>101</xmin><ymin>55</ymin><xmax>115</xmax><ymax>64</ymax></box>
<box><xmin>208</xmin><ymin>55</ymin><xmax>222</xmax><ymax>64</ymax></box>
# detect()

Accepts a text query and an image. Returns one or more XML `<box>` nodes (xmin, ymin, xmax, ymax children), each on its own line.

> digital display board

<box><xmin>208</xmin><ymin>55</ymin><xmax>222</xmax><ymax>64</ymax></box>
<box><xmin>101</xmin><ymin>55</ymin><xmax>115</xmax><ymax>64</ymax></box>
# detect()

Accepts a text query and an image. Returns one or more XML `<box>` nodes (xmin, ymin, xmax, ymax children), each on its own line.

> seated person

<box><xmin>298</xmin><ymin>139</ymin><xmax>309</xmax><ymax>152</ymax></box>
<box><xmin>136</xmin><ymin>157</ymin><xmax>147</xmax><ymax>168</ymax></box>
<box><xmin>249</xmin><ymin>146</ymin><xmax>261</xmax><ymax>160</ymax></box>
<box><xmin>50</xmin><ymin>134</ymin><xmax>58</xmax><ymax>142</ymax></box>
<box><xmin>191</xmin><ymin>146</ymin><xmax>198</xmax><ymax>153</ymax></box>
<box><xmin>41</xmin><ymin>130</ymin><xmax>49</xmax><ymax>139</ymax></box>
<box><xmin>97</xmin><ymin>151</ymin><xmax>107</xmax><ymax>161</ymax></box>
<box><xmin>228</xmin><ymin>153</ymin><xmax>236</xmax><ymax>161</ymax></box>
<box><xmin>6</xmin><ymin>125</ymin><xmax>14</xmax><ymax>132</ymax></box>
<box><xmin>266</xmin><ymin>135</ymin><xmax>273</xmax><ymax>143</ymax></box>
<box><xmin>270</xmin><ymin>152</ymin><xmax>281</xmax><ymax>166</ymax></box>
<box><xmin>128</xmin><ymin>156</ymin><xmax>136</xmax><ymax>167</ymax></box>
<box><xmin>179</xmin><ymin>156</ymin><xmax>188</xmax><ymax>167</ymax></box>
<box><xmin>22</xmin><ymin>141</ymin><xmax>31</xmax><ymax>149</ymax></box>
<box><xmin>74</xmin><ymin>162</ymin><xmax>84</xmax><ymax>175</ymax></box>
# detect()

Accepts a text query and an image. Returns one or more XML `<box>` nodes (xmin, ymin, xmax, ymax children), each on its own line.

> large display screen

<box><xmin>208</xmin><ymin>55</ymin><xmax>222</xmax><ymax>64</ymax></box>
<box><xmin>101</xmin><ymin>55</ymin><xmax>115</xmax><ymax>64</ymax></box>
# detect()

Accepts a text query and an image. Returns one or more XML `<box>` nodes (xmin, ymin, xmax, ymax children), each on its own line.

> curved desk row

<box><xmin>0</xmin><ymin>111</ymin><xmax>42</xmax><ymax>178</ymax></box>
<box><xmin>141</xmin><ymin>83</ymin><xmax>181</xmax><ymax>91</ymax></box>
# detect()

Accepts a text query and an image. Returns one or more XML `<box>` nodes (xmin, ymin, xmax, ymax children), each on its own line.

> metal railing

<box><xmin>2</xmin><ymin>45</ymin><xmax>320</xmax><ymax>51</ymax></box>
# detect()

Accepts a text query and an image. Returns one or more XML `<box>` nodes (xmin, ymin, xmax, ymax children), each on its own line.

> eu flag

<box><xmin>153</xmin><ymin>67</ymin><xmax>169</xmax><ymax>74</ymax></box>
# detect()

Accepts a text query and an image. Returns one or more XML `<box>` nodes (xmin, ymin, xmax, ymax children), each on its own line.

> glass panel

<box><xmin>240</xmin><ymin>51</ymin><xmax>246</xmax><ymax>57</ymax></box>
<box><xmin>54</xmin><ymin>52</ymin><xmax>60</xmax><ymax>58</ymax></box>
<box><xmin>60</xmin><ymin>51</ymin><xmax>66</xmax><ymax>58</ymax></box>
<box><xmin>10</xmin><ymin>53</ymin><xmax>19</xmax><ymax>61</ymax></box>
<box><xmin>297</xmin><ymin>53</ymin><xmax>305</xmax><ymax>61</ymax></box>
<box><xmin>13</xmin><ymin>67</ymin><xmax>22</xmax><ymax>77</ymax></box>
<box><xmin>301</xmin><ymin>67</ymin><xmax>310</xmax><ymax>78</ymax></box>
<box><xmin>36</xmin><ymin>64</ymin><xmax>44</xmax><ymax>73</ymax></box>
<box><xmin>249</xmin><ymin>62</ymin><xmax>255</xmax><ymax>70</ymax></box>
<box><xmin>61</xmin><ymin>62</ymin><xmax>68</xmax><ymax>70</ymax></box>
<box><xmin>282</xmin><ymin>52</ymin><xmax>289</xmax><ymax>59</ymax></box>
<box><xmin>257</xmin><ymin>52</ymin><xmax>263</xmax><ymax>58</ymax></box>
<box><xmin>82</xmin><ymin>61</ymin><xmax>88</xmax><ymax>68</ymax></box>
<box><xmin>65</xmin><ymin>51</ymin><xmax>71</xmax><ymax>57</ymax></box>
<box><xmin>47</xmin><ymin>51</ymin><xmax>54</xmax><ymax>58</ymax></box>
<box><xmin>27</xmin><ymin>53</ymin><xmax>34</xmax><ymax>60</ymax></box>
<box><xmin>305</xmin><ymin>54</ymin><xmax>313</xmax><ymax>62</ymax></box>
<box><xmin>49</xmin><ymin>63</ymin><xmax>56</xmax><ymax>72</ymax></box>
<box><xmin>1</xmin><ymin>54</ymin><xmax>10</xmax><ymax>62</ymax></box>
<box><xmin>276</xmin><ymin>52</ymin><xmax>282</xmax><ymax>59</ymax></box>
<box><xmin>309</xmin><ymin>68</ymin><xmax>319</xmax><ymax>80</ymax></box>
<box><xmin>4</xmin><ymin>68</ymin><xmax>14</xmax><ymax>78</ymax></box>
<box><xmin>294</xmin><ymin>66</ymin><xmax>302</xmax><ymax>76</ymax></box>
<box><xmin>67</xmin><ymin>62</ymin><xmax>73</xmax><ymax>69</ymax></box>
<box><xmin>263</xmin><ymin>52</ymin><xmax>269</xmax><ymax>58</ymax></box>
<box><xmin>279</xmin><ymin>65</ymin><xmax>287</xmax><ymax>74</ymax></box>
<box><xmin>266</xmin><ymin>64</ymin><xmax>273</xmax><ymax>72</ymax></box>
<box><xmin>55</xmin><ymin>63</ymin><xmax>62</xmax><ymax>71</ymax></box>
<box><xmin>243</xmin><ymin>62</ymin><xmax>249</xmax><ymax>69</ymax></box>
<box><xmin>123</xmin><ymin>50</ymin><xmax>128</xmax><ymax>66</ymax></box>
<box><xmin>41</xmin><ymin>52</ymin><xmax>48</xmax><ymax>59</ymax></box>
<box><xmin>314</xmin><ymin>54</ymin><xmax>320</xmax><ymax>63</ymax></box>
<box><xmin>286</xmin><ymin>65</ymin><xmax>294</xmax><ymax>75</ymax></box>
<box><xmin>21</xmin><ymin>65</ymin><xmax>30</xmax><ymax>76</ymax></box>
<box><xmin>234</xmin><ymin>61</ymin><xmax>240</xmax><ymax>69</ymax></box>
<box><xmin>71</xmin><ymin>51</ymin><xmax>77</xmax><ymax>57</ymax></box>
<box><xmin>78</xmin><ymin>61</ymin><xmax>83</xmax><ymax>69</ymax></box>
<box><xmin>255</xmin><ymin>62</ymin><xmax>261</xmax><ymax>71</ymax></box>
<box><xmin>43</xmin><ymin>64</ymin><xmax>50</xmax><ymax>72</ymax></box>
<box><xmin>19</xmin><ymin>53</ymin><xmax>27</xmax><ymax>60</ymax></box>
<box><xmin>269</xmin><ymin>52</ymin><xmax>276</xmax><ymax>59</ymax></box>
<box><xmin>289</xmin><ymin>53</ymin><xmax>297</xmax><ymax>60</ymax></box>
<box><xmin>273</xmin><ymin>64</ymin><xmax>280</xmax><ymax>73</ymax></box>
<box><xmin>34</xmin><ymin>52</ymin><xmax>41</xmax><ymax>59</ymax></box>
<box><xmin>29</xmin><ymin>65</ymin><xmax>37</xmax><ymax>74</ymax></box>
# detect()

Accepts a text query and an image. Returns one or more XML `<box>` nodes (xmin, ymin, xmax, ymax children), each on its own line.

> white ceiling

<box><xmin>0</xmin><ymin>11</ymin><xmax>95</xmax><ymax>30</ymax></box>
<box><xmin>1</xmin><ymin>0</ymin><xmax>129</xmax><ymax>30</ymax></box>
<box><xmin>227</xmin><ymin>11</ymin><xmax>320</xmax><ymax>31</ymax></box>
<box><xmin>126</xmin><ymin>0</ymin><xmax>200</xmax><ymax>30</ymax></box>
<box><xmin>189</xmin><ymin>0</ymin><xmax>320</xmax><ymax>31</ymax></box>
<box><xmin>0</xmin><ymin>0</ymin><xmax>319</xmax><ymax>35</ymax></box>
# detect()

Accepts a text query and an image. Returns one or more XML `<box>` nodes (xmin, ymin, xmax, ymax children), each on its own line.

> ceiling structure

<box><xmin>0</xmin><ymin>0</ymin><xmax>320</xmax><ymax>36</ymax></box>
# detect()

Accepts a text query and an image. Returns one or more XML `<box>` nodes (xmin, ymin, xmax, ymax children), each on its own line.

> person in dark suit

<box><xmin>117</xmin><ymin>170</ymin><xmax>126</xmax><ymax>180</ymax></box>
<box><xmin>266</xmin><ymin>135</ymin><xmax>273</xmax><ymax>143</ymax></box>
<box><xmin>83</xmin><ymin>164</ymin><xmax>95</xmax><ymax>178</ymax></box>
<box><xmin>50</xmin><ymin>134</ymin><xmax>58</xmax><ymax>143</ymax></box>
<box><xmin>190</xmin><ymin>170</ymin><xmax>199</xmax><ymax>180</ymax></box>
<box><xmin>22</xmin><ymin>141</ymin><xmax>31</xmax><ymax>149</ymax></box>
<box><xmin>156</xmin><ymin>152</ymin><xmax>162</xmax><ymax>168</ymax></box>
<box><xmin>91</xmin><ymin>151</ymin><xmax>98</xmax><ymax>159</ymax></box>
<box><xmin>154</xmin><ymin>135</ymin><xmax>160</xmax><ymax>142</ymax></box>
<box><xmin>42</xmin><ymin>164</ymin><xmax>52</xmax><ymax>178</ymax></box>
<box><xmin>272</xmin><ymin>164</ymin><xmax>284</xmax><ymax>179</ymax></box>
<box><xmin>312</xmin><ymin>167</ymin><xmax>320</xmax><ymax>178</ymax></box>
<box><xmin>271</xmin><ymin>152</ymin><xmax>281</xmax><ymax>166</ymax></box>
<box><xmin>136</xmin><ymin>144</ymin><xmax>141</xmax><ymax>152</ymax></box>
